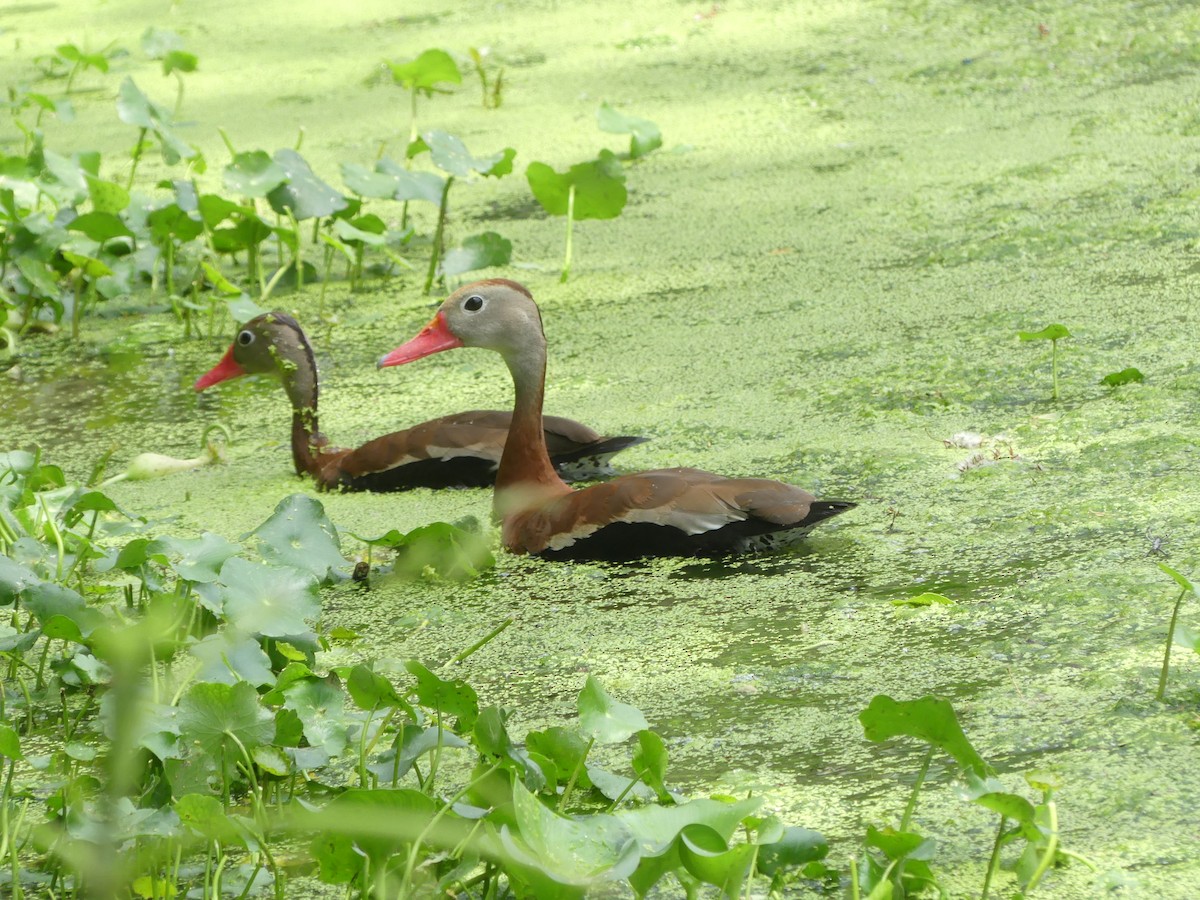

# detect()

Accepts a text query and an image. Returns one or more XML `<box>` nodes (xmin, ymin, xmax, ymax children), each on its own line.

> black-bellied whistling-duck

<box><xmin>194</xmin><ymin>312</ymin><xmax>645</xmax><ymax>491</ymax></box>
<box><xmin>377</xmin><ymin>280</ymin><xmax>855</xmax><ymax>559</ymax></box>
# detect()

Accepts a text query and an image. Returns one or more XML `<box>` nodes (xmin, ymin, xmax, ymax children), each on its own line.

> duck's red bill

<box><xmin>194</xmin><ymin>345</ymin><xmax>246</xmax><ymax>391</ymax></box>
<box><xmin>378</xmin><ymin>312</ymin><xmax>463</xmax><ymax>368</ymax></box>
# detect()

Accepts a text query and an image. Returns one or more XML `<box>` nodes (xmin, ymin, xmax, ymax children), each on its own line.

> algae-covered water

<box><xmin>3</xmin><ymin>0</ymin><xmax>1200</xmax><ymax>895</ymax></box>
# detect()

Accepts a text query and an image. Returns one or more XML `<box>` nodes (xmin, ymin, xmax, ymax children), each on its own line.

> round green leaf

<box><xmin>218</xmin><ymin>557</ymin><xmax>320</xmax><ymax>638</ymax></box>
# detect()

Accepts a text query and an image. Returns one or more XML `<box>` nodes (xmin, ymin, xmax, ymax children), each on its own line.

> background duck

<box><xmin>195</xmin><ymin>311</ymin><xmax>645</xmax><ymax>491</ymax></box>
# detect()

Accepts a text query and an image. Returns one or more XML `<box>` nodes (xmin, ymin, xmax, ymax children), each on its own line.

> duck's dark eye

<box><xmin>237</xmin><ymin>330</ymin><xmax>255</xmax><ymax>346</ymax></box>
<box><xmin>463</xmin><ymin>295</ymin><xmax>484</xmax><ymax>312</ymax></box>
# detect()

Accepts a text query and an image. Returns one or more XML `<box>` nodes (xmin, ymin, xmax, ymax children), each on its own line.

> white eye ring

<box><xmin>463</xmin><ymin>295</ymin><xmax>484</xmax><ymax>312</ymax></box>
<box><xmin>237</xmin><ymin>330</ymin><xmax>255</xmax><ymax>346</ymax></box>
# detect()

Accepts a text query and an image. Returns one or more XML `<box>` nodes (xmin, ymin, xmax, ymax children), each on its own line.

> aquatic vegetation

<box><xmin>115</xmin><ymin>77</ymin><xmax>203</xmax><ymax>189</ymax></box>
<box><xmin>1155</xmin><ymin>563</ymin><xmax>1197</xmax><ymax>702</ymax></box>
<box><xmin>468</xmin><ymin>47</ymin><xmax>504</xmax><ymax>109</ymax></box>
<box><xmin>858</xmin><ymin>695</ymin><xmax>1084</xmax><ymax>898</ymax></box>
<box><xmin>139</xmin><ymin>28</ymin><xmax>197</xmax><ymax>117</ymax></box>
<box><xmin>526</xmin><ymin>150</ymin><xmax>627</xmax><ymax>282</ymax></box>
<box><xmin>409</xmin><ymin>129</ymin><xmax>515</xmax><ymax>292</ymax></box>
<box><xmin>0</xmin><ymin>450</ymin><xmax>841</xmax><ymax>897</ymax></box>
<box><xmin>596</xmin><ymin>103</ymin><xmax>662</xmax><ymax>159</ymax></box>
<box><xmin>36</xmin><ymin>41</ymin><xmax>122</xmax><ymax>94</ymax></box>
<box><xmin>1100</xmin><ymin>366</ymin><xmax>1144</xmax><ymax>387</ymax></box>
<box><xmin>384</xmin><ymin>48</ymin><xmax>461</xmax><ymax>147</ymax></box>
<box><xmin>1017</xmin><ymin>323</ymin><xmax>1071</xmax><ymax>401</ymax></box>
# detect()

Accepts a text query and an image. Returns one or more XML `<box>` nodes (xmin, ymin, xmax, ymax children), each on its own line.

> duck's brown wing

<box><xmin>329</xmin><ymin>411</ymin><xmax>644</xmax><ymax>490</ymax></box>
<box><xmin>508</xmin><ymin>468</ymin><xmax>853</xmax><ymax>559</ymax></box>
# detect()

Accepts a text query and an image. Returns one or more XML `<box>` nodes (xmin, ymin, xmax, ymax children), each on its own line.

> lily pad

<box><xmin>249</xmin><ymin>494</ymin><xmax>346</xmax><ymax>583</ymax></box>
<box><xmin>501</xmin><ymin>780</ymin><xmax>639</xmax><ymax>889</ymax></box>
<box><xmin>375</xmin><ymin>159</ymin><xmax>446</xmax><ymax>204</ymax></box>
<box><xmin>283</xmin><ymin>677</ymin><xmax>351</xmax><ymax>757</ymax></box>
<box><xmin>154</xmin><ymin>532</ymin><xmax>241</xmax><ymax>584</ymax></box>
<box><xmin>1017</xmin><ymin>323</ymin><xmax>1070</xmax><ymax>342</ymax></box>
<box><xmin>67</xmin><ymin>211</ymin><xmax>133</xmax><ymax>242</ymax></box>
<box><xmin>310</xmin><ymin>788</ymin><xmax>444</xmax><ymax>885</ymax></box>
<box><xmin>526</xmin><ymin>150</ymin><xmax>627</xmax><ymax>220</ymax></box>
<box><xmin>340</xmin><ymin>162</ymin><xmax>399</xmax><ymax>199</ymax></box>
<box><xmin>423</xmin><ymin>130</ymin><xmax>515</xmax><ymax>178</ymax></box>
<box><xmin>387</xmin><ymin>49</ymin><xmax>462</xmax><ymax>95</ymax></box>
<box><xmin>177</xmin><ymin>680</ymin><xmax>274</xmax><ymax>768</ymax></box>
<box><xmin>217</xmin><ymin>557</ymin><xmax>320</xmax><ymax>638</ymax></box>
<box><xmin>404</xmin><ymin>659</ymin><xmax>479</xmax><ymax>730</ymax></box>
<box><xmin>190</xmin><ymin>632</ymin><xmax>275</xmax><ymax>686</ymax></box>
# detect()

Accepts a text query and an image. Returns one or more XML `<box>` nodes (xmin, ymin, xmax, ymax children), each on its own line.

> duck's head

<box><xmin>194</xmin><ymin>312</ymin><xmax>310</xmax><ymax>391</ymax></box>
<box><xmin>377</xmin><ymin>279</ymin><xmax>544</xmax><ymax>370</ymax></box>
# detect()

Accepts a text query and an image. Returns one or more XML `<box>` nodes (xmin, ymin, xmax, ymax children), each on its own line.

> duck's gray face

<box><xmin>377</xmin><ymin>280</ymin><xmax>543</xmax><ymax>369</ymax></box>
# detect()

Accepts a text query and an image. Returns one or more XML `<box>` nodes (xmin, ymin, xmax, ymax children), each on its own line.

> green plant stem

<box><xmin>849</xmin><ymin>856</ymin><xmax>860</xmax><ymax>900</ymax></box>
<box><xmin>1024</xmin><ymin>801</ymin><xmax>1059</xmax><ymax>892</ymax></box>
<box><xmin>1050</xmin><ymin>339</ymin><xmax>1059</xmax><ymax>401</ymax></box>
<box><xmin>605</xmin><ymin>773</ymin><xmax>645</xmax><ymax>812</ymax></box>
<box><xmin>1156</xmin><ymin>587</ymin><xmax>1189</xmax><ymax>701</ymax></box>
<box><xmin>128</xmin><ymin>127</ymin><xmax>148</xmax><ymax>190</ymax></box>
<box><xmin>423</xmin><ymin>175</ymin><xmax>453</xmax><ymax>294</ymax></box>
<box><xmin>899</xmin><ymin>747</ymin><xmax>934</xmax><ymax>833</ymax></box>
<box><xmin>447</xmin><ymin>618</ymin><xmax>513</xmax><ymax>665</ymax></box>
<box><xmin>291</xmin><ymin>211</ymin><xmax>305</xmax><ymax>292</ymax></box>
<box><xmin>408</xmin><ymin>88</ymin><xmax>419</xmax><ymax>147</ymax></box>
<box><xmin>560</xmin><ymin>735</ymin><xmax>594</xmax><ymax>811</ymax></box>
<box><xmin>560</xmin><ymin>182</ymin><xmax>576</xmax><ymax>284</ymax></box>
<box><xmin>398</xmin><ymin>763</ymin><xmax>500</xmax><ymax>899</ymax></box>
<box><xmin>980</xmin><ymin>815</ymin><xmax>1007</xmax><ymax>900</ymax></box>
<box><xmin>71</xmin><ymin>272</ymin><xmax>82</xmax><ymax>340</ymax></box>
